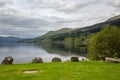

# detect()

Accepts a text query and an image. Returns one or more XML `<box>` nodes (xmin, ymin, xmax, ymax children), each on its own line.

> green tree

<box><xmin>88</xmin><ymin>26</ymin><xmax>120</xmax><ymax>60</ymax></box>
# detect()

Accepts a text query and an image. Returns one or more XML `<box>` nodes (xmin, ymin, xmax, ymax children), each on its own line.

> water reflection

<box><xmin>38</xmin><ymin>43</ymin><xmax>87</xmax><ymax>56</ymax></box>
<box><xmin>0</xmin><ymin>43</ymin><xmax>87</xmax><ymax>64</ymax></box>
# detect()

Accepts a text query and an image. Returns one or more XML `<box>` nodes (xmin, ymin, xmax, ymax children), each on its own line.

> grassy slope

<box><xmin>42</xmin><ymin>28</ymin><xmax>74</xmax><ymax>37</ymax></box>
<box><xmin>0</xmin><ymin>61</ymin><xmax>120</xmax><ymax>80</ymax></box>
<box><xmin>35</xmin><ymin>28</ymin><xmax>75</xmax><ymax>40</ymax></box>
<box><xmin>22</xmin><ymin>28</ymin><xmax>75</xmax><ymax>43</ymax></box>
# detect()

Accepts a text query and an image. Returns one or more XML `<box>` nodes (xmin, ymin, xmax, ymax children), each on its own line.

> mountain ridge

<box><xmin>0</xmin><ymin>36</ymin><xmax>26</xmax><ymax>43</ymax></box>
<box><xmin>23</xmin><ymin>14</ymin><xmax>120</xmax><ymax>43</ymax></box>
<box><xmin>40</xmin><ymin>28</ymin><xmax>75</xmax><ymax>38</ymax></box>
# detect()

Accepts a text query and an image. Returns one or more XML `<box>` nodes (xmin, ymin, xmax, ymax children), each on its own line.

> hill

<box><xmin>40</xmin><ymin>28</ymin><xmax>75</xmax><ymax>39</ymax></box>
<box><xmin>0</xmin><ymin>36</ymin><xmax>25</xmax><ymax>43</ymax></box>
<box><xmin>22</xmin><ymin>28</ymin><xmax>75</xmax><ymax>43</ymax></box>
<box><xmin>23</xmin><ymin>15</ymin><xmax>120</xmax><ymax>43</ymax></box>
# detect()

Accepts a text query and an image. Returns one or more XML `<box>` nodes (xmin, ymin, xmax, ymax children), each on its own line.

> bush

<box><xmin>88</xmin><ymin>26</ymin><xmax>120</xmax><ymax>60</ymax></box>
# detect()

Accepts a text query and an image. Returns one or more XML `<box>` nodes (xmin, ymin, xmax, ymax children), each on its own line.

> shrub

<box><xmin>88</xmin><ymin>26</ymin><xmax>120</xmax><ymax>60</ymax></box>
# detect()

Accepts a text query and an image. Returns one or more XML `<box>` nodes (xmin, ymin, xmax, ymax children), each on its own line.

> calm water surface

<box><xmin>0</xmin><ymin>43</ymin><xmax>87</xmax><ymax>64</ymax></box>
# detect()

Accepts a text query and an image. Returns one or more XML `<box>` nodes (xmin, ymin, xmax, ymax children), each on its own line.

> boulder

<box><xmin>82</xmin><ymin>58</ymin><xmax>85</xmax><ymax>61</ymax></box>
<box><xmin>52</xmin><ymin>57</ymin><xmax>62</xmax><ymax>62</ymax></box>
<box><xmin>71</xmin><ymin>57</ymin><xmax>79</xmax><ymax>62</ymax></box>
<box><xmin>32</xmin><ymin>57</ymin><xmax>43</xmax><ymax>63</ymax></box>
<box><xmin>1</xmin><ymin>56</ymin><xmax>14</xmax><ymax>65</ymax></box>
<box><xmin>105</xmin><ymin>57</ymin><xmax>120</xmax><ymax>63</ymax></box>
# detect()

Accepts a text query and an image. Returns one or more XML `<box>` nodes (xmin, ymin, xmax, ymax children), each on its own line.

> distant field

<box><xmin>0</xmin><ymin>61</ymin><xmax>120</xmax><ymax>80</ymax></box>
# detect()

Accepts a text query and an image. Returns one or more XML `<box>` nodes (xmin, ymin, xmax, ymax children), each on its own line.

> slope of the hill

<box><xmin>23</xmin><ymin>15</ymin><xmax>120</xmax><ymax>43</ymax></box>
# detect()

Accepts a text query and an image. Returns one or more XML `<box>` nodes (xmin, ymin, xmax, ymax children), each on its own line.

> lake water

<box><xmin>0</xmin><ymin>43</ymin><xmax>87</xmax><ymax>64</ymax></box>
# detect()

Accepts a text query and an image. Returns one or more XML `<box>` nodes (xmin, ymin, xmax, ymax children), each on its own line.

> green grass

<box><xmin>0</xmin><ymin>61</ymin><xmax>120</xmax><ymax>80</ymax></box>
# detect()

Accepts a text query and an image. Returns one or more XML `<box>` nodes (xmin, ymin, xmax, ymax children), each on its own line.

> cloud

<box><xmin>0</xmin><ymin>15</ymin><xmax>49</xmax><ymax>27</ymax></box>
<box><xmin>107</xmin><ymin>0</ymin><xmax>120</xmax><ymax>7</ymax></box>
<box><xmin>0</xmin><ymin>0</ymin><xmax>120</xmax><ymax>38</ymax></box>
<box><xmin>0</xmin><ymin>0</ymin><xmax>13</xmax><ymax>8</ymax></box>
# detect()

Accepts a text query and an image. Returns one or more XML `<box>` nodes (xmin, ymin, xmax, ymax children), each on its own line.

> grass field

<box><xmin>0</xmin><ymin>61</ymin><xmax>120</xmax><ymax>80</ymax></box>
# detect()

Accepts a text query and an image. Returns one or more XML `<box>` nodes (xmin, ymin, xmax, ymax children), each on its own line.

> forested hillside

<box><xmin>22</xmin><ymin>15</ymin><xmax>120</xmax><ymax>45</ymax></box>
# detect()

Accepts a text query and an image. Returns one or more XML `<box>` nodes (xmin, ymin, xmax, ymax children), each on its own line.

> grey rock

<box><xmin>71</xmin><ymin>57</ymin><xmax>79</xmax><ymax>62</ymax></box>
<box><xmin>32</xmin><ymin>57</ymin><xmax>43</xmax><ymax>63</ymax></box>
<box><xmin>52</xmin><ymin>57</ymin><xmax>62</xmax><ymax>62</ymax></box>
<box><xmin>1</xmin><ymin>56</ymin><xmax>14</xmax><ymax>65</ymax></box>
<box><xmin>105</xmin><ymin>57</ymin><xmax>120</xmax><ymax>63</ymax></box>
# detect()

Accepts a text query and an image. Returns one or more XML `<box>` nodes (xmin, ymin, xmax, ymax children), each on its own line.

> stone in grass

<box><xmin>23</xmin><ymin>70</ymin><xmax>39</xmax><ymax>74</ymax></box>
<box><xmin>71</xmin><ymin>57</ymin><xmax>79</xmax><ymax>62</ymax></box>
<box><xmin>52</xmin><ymin>57</ymin><xmax>62</xmax><ymax>62</ymax></box>
<box><xmin>105</xmin><ymin>57</ymin><xmax>120</xmax><ymax>63</ymax></box>
<box><xmin>32</xmin><ymin>57</ymin><xmax>43</xmax><ymax>63</ymax></box>
<box><xmin>1</xmin><ymin>56</ymin><xmax>14</xmax><ymax>65</ymax></box>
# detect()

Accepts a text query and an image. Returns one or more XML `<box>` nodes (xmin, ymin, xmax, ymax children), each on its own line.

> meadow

<box><xmin>0</xmin><ymin>61</ymin><xmax>120</xmax><ymax>80</ymax></box>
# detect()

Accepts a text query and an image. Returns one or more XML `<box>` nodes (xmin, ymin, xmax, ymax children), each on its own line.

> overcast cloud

<box><xmin>0</xmin><ymin>0</ymin><xmax>120</xmax><ymax>38</ymax></box>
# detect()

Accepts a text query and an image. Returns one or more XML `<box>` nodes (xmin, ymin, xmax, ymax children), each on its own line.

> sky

<box><xmin>0</xmin><ymin>0</ymin><xmax>120</xmax><ymax>38</ymax></box>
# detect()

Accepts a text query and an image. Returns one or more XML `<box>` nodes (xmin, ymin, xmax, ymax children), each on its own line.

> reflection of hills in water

<box><xmin>35</xmin><ymin>43</ymin><xmax>87</xmax><ymax>57</ymax></box>
<box><xmin>0</xmin><ymin>43</ymin><xmax>87</xmax><ymax>57</ymax></box>
<box><xmin>0</xmin><ymin>43</ymin><xmax>86</xmax><ymax>63</ymax></box>
<box><xmin>0</xmin><ymin>43</ymin><xmax>35</xmax><ymax>48</ymax></box>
